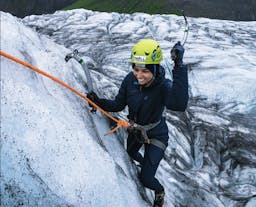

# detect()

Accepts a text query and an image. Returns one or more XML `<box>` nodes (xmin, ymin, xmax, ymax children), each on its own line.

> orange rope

<box><xmin>0</xmin><ymin>50</ymin><xmax>130</xmax><ymax>133</ymax></box>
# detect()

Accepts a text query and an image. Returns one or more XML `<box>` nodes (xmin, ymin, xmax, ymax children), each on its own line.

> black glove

<box><xmin>86</xmin><ymin>91</ymin><xmax>99</xmax><ymax>113</ymax></box>
<box><xmin>127</xmin><ymin>126</ymin><xmax>144</xmax><ymax>143</ymax></box>
<box><xmin>171</xmin><ymin>41</ymin><xmax>185</xmax><ymax>67</ymax></box>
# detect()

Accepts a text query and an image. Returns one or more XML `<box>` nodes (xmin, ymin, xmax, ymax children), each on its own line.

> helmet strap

<box><xmin>144</xmin><ymin>76</ymin><xmax>155</xmax><ymax>87</ymax></box>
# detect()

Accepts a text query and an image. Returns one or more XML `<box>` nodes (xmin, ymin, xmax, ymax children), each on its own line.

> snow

<box><xmin>1</xmin><ymin>12</ymin><xmax>149</xmax><ymax>207</ymax></box>
<box><xmin>1</xmin><ymin>8</ymin><xmax>256</xmax><ymax>207</ymax></box>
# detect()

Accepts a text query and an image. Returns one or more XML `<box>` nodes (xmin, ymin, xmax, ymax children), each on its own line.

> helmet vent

<box><xmin>131</xmin><ymin>39</ymin><xmax>163</xmax><ymax>64</ymax></box>
<box><xmin>152</xmin><ymin>50</ymin><xmax>157</xmax><ymax>61</ymax></box>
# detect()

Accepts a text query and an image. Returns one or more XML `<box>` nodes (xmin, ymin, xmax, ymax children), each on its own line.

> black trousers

<box><xmin>127</xmin><ymin>134</ymin><xmax>165</xmax><ymax>193</ymax></box>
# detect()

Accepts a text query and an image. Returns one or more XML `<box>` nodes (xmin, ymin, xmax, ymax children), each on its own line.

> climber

<box><xmin>87</xmin><ymin>39</ymin><xmax>188</xmax><ymax>207</ymax></box>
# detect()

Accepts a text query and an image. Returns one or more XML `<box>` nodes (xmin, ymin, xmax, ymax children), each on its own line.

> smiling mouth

<box><xmin>138</xmin><ymin>79</ymin><xmax>146</xmax><ymax>83</ymax></box>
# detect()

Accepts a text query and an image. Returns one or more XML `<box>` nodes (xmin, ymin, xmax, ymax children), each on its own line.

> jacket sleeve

<box><xmin>164</xmin><ymin>65</ymin><xmax>189</xmax><ymax>111</ymax></box>
<box><xmin>96</xmin><ymin>77</ymin><xmax>127</xmax><ymax>112</ymax></box>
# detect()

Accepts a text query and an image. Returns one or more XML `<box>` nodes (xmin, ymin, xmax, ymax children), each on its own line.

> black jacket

<box><xmin>96</xmin><ymin>65</ymin><xmax>188</xmax><ymax>144</ymax></box>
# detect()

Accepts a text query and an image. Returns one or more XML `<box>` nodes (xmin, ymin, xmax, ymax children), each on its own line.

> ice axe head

<box><xmin>65</xmin><ymin>49</ymin><xmax>79</xmax><ymax>62</ymax></box>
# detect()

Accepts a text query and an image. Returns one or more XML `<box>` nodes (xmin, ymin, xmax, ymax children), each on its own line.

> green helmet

<box><xmin>131</xmin><ymin>39</ymin><xmax>163</xmax><ymax>65</ymax></box>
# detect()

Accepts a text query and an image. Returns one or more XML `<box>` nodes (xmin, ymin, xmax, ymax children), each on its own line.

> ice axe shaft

<box><xmin>170</xmin><ymin>11</ymin><xmax>189</xmax><ymax>61</ymax></box>
<box><xmin>65</xmin><ymin>50</ymin><xmax>93</xmax><ymax>93</ymax></box>
<box><xmin>65</xmin><ymin>50</ymin><xmax>96</xmax><ymax>112</ymax></box>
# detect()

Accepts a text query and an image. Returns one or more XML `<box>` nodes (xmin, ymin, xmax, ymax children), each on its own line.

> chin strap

<box><xmin>153</xmin><ymin>64</ymin><xmax>156</xmax><ymax>76</ymax></box>
<box><xmin>144</xmin><ymin>76</ymin><xmax>155</xmax><ymax>87</ymax></box>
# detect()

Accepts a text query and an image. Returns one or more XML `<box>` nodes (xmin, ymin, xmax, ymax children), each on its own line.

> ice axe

<box><xmin>65</xmin><ymin>49</ymin><xmax>96</xmax><ymax>112</ymax></box>
<box><xmin>171</xmin><ymin>11</ymin><xmax>189</xmax><ymax>61</ymax></box>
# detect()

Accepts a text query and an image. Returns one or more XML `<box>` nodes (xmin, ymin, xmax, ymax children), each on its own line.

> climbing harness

<box><xmin>0</xmin><ymin>50</ymin><xmax>130</xmax><ymax>135</ymax></box>
<box><xmin>128</xmin><ymin>120</ymin><xmax>167</xmax><ymax>150</ymax></box>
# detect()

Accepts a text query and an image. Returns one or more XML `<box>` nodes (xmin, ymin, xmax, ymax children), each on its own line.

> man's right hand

<box><xmin>86</xmin><ymin>91</ymin><xmax>99</xmax><ymax>112</ymax></box>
